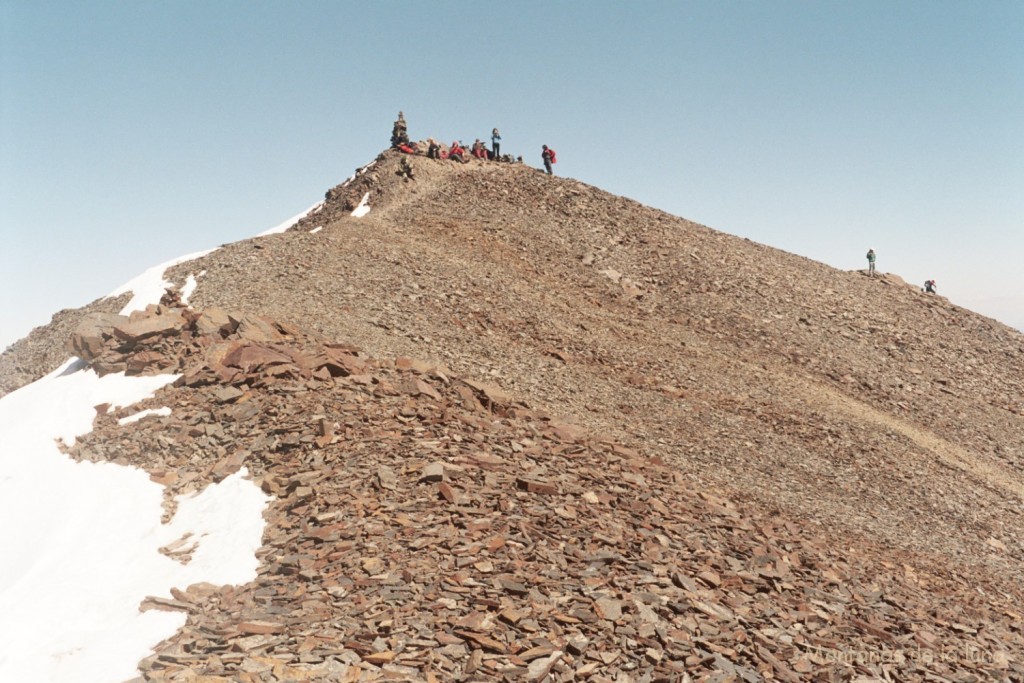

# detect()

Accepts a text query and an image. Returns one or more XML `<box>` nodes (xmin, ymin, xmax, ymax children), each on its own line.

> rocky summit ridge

<box><xmin>2</xmin><ymin>149</ymin><xmax>1024</xmax><ymax>682</ymax></box>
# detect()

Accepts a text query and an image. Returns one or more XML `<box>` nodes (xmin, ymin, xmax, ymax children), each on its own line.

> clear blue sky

<box><xmin>2</xmin><ymin>1</ymin><xmax>1022</xmax><ymax>349</ymax></box>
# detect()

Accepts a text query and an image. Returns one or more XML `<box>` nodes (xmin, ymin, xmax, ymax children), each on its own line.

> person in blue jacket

<box><xmin>491</xmin><ymin>128</ymin><xmax>501</xmax><ymax>160</ymax></box>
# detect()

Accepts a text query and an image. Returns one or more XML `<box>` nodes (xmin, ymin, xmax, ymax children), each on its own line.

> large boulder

<box><xmin>67</xmin><ymin>312</ymin><xmax>129</xmax><ymax>360</ymax></box>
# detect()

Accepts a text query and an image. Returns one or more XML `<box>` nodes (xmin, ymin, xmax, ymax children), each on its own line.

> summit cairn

<box><xmin>390</xmin><ymin>111</ymin><xmax>409</xmax><ymax>149</ymax></box>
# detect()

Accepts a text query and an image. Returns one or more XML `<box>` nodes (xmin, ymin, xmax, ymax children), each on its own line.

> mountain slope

<box><xmin>162</xmin><ymin>151</ymin><xmax>1024</xmax><ymax>579</ymax></box>
<box><xmin>2</xmin><ymin>149</ymin><xmax>1023</xmax><ymax>680</ymax></box>
<box><xmin>56</xmin><ymin>302</ymin><xmax>1024</xmax><ymax>681</ymax></box>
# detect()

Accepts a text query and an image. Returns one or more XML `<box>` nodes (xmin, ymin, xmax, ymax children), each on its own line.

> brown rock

<box><xmin>420</xmin><ymin>462</ymin><xmax>445</xmax><ymax>483</ymax></box>
<box><xmin>233</xmin><ymin>314</ymin><xmax>283</xmax><ymax>342</ymax></box>
<box><xmin>438</xmin><ymin>481</ymin><xmax>458</xmax><ymax>504</ymax></box>
<box><xmin>113</xmin><ymin>312</ymin><xmax>186</xmax><ymax>343</ymax></box>
<box><xmin>462</xmin><ymin>378</ymin><xmax>510</xmax><ymax>406</ymax></box>
<box><xmin>377</xmin><ymin>465</ymin><xmax>398</xmax><ymax>490</ymax></box>
<box><xmin>516</xmin><ymin>478</ymin><xmax>558</xmax><ymax>495</ymax></box>
<box><xmin>453</xmin><ymin>630</ymin><xmax>506</xmax><ymax>653</ymax></box>
<box><xmin>209</xmin><ymin>449</ymin><xmax>247</xmax><ymax>482</ymax></box>
<box><xmin>222</xmin><ymin>344</ymin><xmax>292</xmax><ymax>372</ymax></box>
<box><xmin>362</xmin><ymin>651</ymin><xmax>396</xmax><ymax>665</ymax></box>
<box><xmin>126</xmin><ymin>350</ymin><xmax>169</xmax><ymax>373</ymax></box>
<box><xmin>593</xmin><ymin>597</ymin><xmax>623</xmax><ymax>621</ymax></box>
<box><xmin>212</xmin><ymin>386</ymin><xmax>245</xmax><ymax>403</ymax></box>
<box><xmin>525</xmin><ymin>650</ymin><xmax>562</xmax><ymax>681</ymax></box>
<box><xmin>237</xmin><ymin>621</ymin><xmax>285</xmax><ymax>635</ymax></box>
<box><xmin>67</xmin><ymin>312</ymin><xmax>128</xmax><ymax>360</ymax></box>
<box><xmin>193</xmin><ymin>307</ymin><xmax>236</xmax><ymax>337</ymax></box>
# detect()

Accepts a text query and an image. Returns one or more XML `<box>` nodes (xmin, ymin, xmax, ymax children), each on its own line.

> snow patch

<box><xmin>118</xmin><ymin>407</ymin><xmax>172</xmax><ymax>426</ymax></box>
<box><xmin>180</xmin><ymin>273</ymin><xmax>199</xmax><ymax>304</ymax></box>
<box><xmin>257</xmin><ymin>201</ymin><xmax>325</xmax><ymax>236</ymax></box>
<box><xmin>351</xmin><ymin>192</ymin><xmax>371</xmax><ymax>218</ymax></box>
<box><xmin>340</xmin><ymin>159</ymin><xmax>377</xmax><ymax>188</ymax></box>
<box><xmin>109</xmin><ymin>249</ymin><xmax>216</xmax><ymax>316</ymax></box>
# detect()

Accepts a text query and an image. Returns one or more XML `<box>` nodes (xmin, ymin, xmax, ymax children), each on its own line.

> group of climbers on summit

<box><xmin>389</xmin><ymin>112</ymin><xmax>557</xmax><ymax>175</ymax></box>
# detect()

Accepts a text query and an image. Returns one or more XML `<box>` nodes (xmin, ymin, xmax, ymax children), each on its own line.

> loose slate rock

<box><xmin>56</xmin><ymin>303</ymin><xmax>1024</xmax><ymax>683</ymax></box>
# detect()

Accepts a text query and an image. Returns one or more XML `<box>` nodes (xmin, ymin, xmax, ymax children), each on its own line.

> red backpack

<box><xmin>548</xmin><ymin>148</ymin><xmax>557</xmax><ymax>164</ymax></box>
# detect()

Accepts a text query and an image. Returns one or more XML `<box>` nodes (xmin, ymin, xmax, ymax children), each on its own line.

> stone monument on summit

<box><xmin>390</xmin><ymin>111</ymin><xmax>409</xmax><ymax>149</ymax></box>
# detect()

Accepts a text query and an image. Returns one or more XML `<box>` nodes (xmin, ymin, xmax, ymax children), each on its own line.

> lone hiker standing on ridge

<box><xmin>491</xmin><ymin>128</ymin><xmax>501</xmax><ymax>159</ymax></box>
<box><xmin>542</xmin><ymin>144</ymin><xmax>556</xmax><ymax>175</ymax></box>
<box><xmin>866</xmin><ymin>248</ymin><xmax>877</xmax><ymax>277</ymax></box>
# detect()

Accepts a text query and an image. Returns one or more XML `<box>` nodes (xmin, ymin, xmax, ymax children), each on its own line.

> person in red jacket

<box><xmin>449</xmin><ymin>141</ymin><xmax>467</xmax><ymax>163</ymax></box>
<box><xmin>542</xmin><ymin>145</ymin><xmax>556</xmax><ymax>175</ymax></box>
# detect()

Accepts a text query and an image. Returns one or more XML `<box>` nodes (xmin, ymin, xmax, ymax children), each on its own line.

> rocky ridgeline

<box><xmin>61</xmin><ymin>306</ymin><xmax>1023</xmax><ymax>682</ymax></box>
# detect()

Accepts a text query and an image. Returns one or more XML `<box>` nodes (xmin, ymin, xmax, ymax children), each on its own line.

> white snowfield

<box><xmin>0</xmin><ymin>361</ymin><xmax>271</xmax><ymax>682</ymax></box>
<box><xmin>0</xmin><ymin>205</ymin><xmax>331</xmax><ymax>682</ymax></box>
